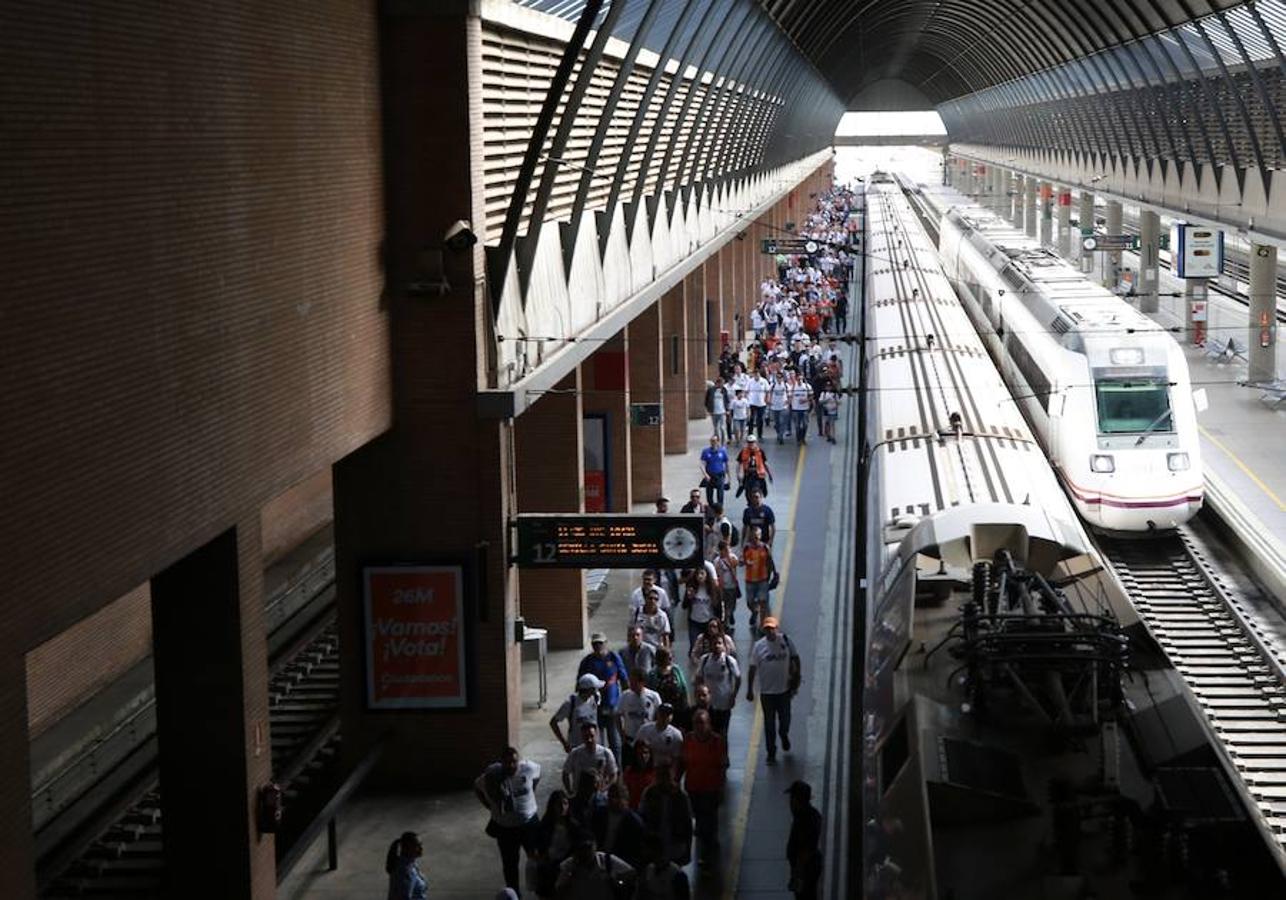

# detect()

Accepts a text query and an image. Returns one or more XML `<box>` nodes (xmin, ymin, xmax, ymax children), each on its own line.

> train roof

<box><xmin>863</xmin><ymin>182</ymin><xmax>1084</xmax><ymax>563</ymax></box>
<box><xmin>926</xmin><ymin>183</ymin><xmax>1174</xmax><ymax>343</ymax></box>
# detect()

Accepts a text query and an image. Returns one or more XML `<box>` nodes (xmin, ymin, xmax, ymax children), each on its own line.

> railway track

<box><xmin>1101</xmin><ymin>530</ymin><xmax>1286</xmax><ymax>866</ymax></box>
<box><xmin>41</xmin><ymin>618</ymin><xmax>341</xmax><ymax>898</ymax></box>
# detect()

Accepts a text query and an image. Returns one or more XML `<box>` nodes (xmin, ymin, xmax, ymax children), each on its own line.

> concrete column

<box><xmin>151</xmin><ymin>523</ymin><xmax>275</xmax><ymax>898</ymax></box>
<box><xmin>1104</xmin><ymin>200</ymin><xmax>1123</xmax><ymax>288</ymax></box>
<box><xmin>994</xmin><ymin>168</ymin><xmax>1007</xmax><ymax>216</ymax></box>
<box><xmin>628</xmin><ymin>303</ymin><xmax>664</xmax><ymax>502</ymax></box>
<box><xmin>1025</xmin><ymin>178</ymin><xmax>1038</xmax><ymax>238</ymax></box>
<box><xmin>1057</xmin><ymin>187</ymin><xmax>1072</xmax><ymax>259</ymax></box>
<box><xmin>685</xmin><ymin>268</ymin><xmax>708</xmax><ymax>419</ymax></box>
<box><xmin>705</xmin><ymin>244</ymin><xmax>723</xmax><ymax>351</ymax></box>
<box><xmin>1011</xmin><ymin>174</ymin><xmax>1024</xmax><ymax>225</ymax></box>
<box><xmin>1249</xmin><ymin>243</ymin><xmax>1280</xmax><ymax>384</ymax></box>
<box><xmin>720</xmin><ymin>243</ymin><xmax>736</xmax><ymax>348</ymax></box>
<box><xmin>1078</xmin><ymin>191</ymin><xmax>1095</xmax><ymax>274</ymax></box>
<box><xmin>1039</xmin><ymin>182</ymin><xmax>1053</xmax><ymax>246</ymax></box>
<box><xmin>582</xmin><ymin>330</ymin><xmax>632</xmax><ymax>513</ymax></box>
<box><xmin>333</xmin><ymin>3</ymin><xmax>519</xmax><ymax>787</ymax></box>
<box><xmin>1138</xmin><ymin>210</ymin><xmax>1161</xmax><ymax>312</ymax></box>
<box><xmin>515</xmin><ymin>371</ymin><xmax>586</xmax><ymax>649</ymax></box>
<box><xmin>660</xmin><ymin>283</ymin><xmax>689</xmax><ymax>453</ymax></box>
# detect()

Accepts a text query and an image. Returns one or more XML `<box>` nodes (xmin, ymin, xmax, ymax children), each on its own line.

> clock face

<box><xmin>661</xmin><ymin>526</ymin><xmax>698</xmax><ymax>562</ymax></box>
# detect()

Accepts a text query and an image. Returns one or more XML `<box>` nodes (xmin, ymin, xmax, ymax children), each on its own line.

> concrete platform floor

<box><xmin>279</xmin><ymin>346</ymin><xmax>860</xmax><ymax>900</ymax></box>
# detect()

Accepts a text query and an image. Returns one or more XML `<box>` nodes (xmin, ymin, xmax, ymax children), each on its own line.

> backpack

<box><xmin>730</xmin><ymin>523</ymin><xmax>741</xmax><ymax>546</ymax></box>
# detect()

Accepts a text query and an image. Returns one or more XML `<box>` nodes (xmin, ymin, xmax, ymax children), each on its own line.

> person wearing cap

<box><xmin>551</xmin><ymin>673</ymin><xmax>605</xmax><ymax>754</ymax></box>
<box><xmin>747</xmin><ymin>617</ymin><xmax>801</xmax><ymax>764</ymax></box>
<box><xmin>735</xmin><ymin>434</ymin><xmax>772</xmax><ymax>499</ymax></box>
<box><xmin>562</xmin><ymin>721</ymin><xmax>618</xmax><ymax>794</ymax></box>
<box><xmin>578</xmin><ymin>633</ymin><xmax>628</xmax><ymax>764</ymax></box>
<box><xmin>654</xmin><ymin>495</ymin><xmax>670</xmax><ymax>514</ymax></box>
<box><xmin>785</xmin><ymin>780</ymin><xmax>823</xmax><ymax>899</ymax></box>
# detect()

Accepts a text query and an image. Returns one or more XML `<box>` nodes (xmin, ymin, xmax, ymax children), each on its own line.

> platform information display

<box><xmin>515</xmin><ymin>514</ymin><xmax>703</xmax><ymax>569</ymax></box>
<box><xmin>363</xmin><ymin>565</ymin><xmax>468</xmax><ymax>709</ymax></box>
<box><xmin>762</xmin><ymin>238</ymin><xmax>820</xmax><ymax>255</ymax></box>
<box><xmin>1170</xmin><ymin>223</ymin><xmax>1224</xmax><ymax>278</ymax></box>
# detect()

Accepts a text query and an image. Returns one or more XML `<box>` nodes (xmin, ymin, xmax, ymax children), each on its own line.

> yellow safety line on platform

<box><xmin>1199</xmin><ymin>424</ymin><xmax>1286</xmax><ymax>511</ymax></box>
<box><xmin>723</xmin><ymin>443</ymin><xmax>808</xmax><ymax>900</ymax></box>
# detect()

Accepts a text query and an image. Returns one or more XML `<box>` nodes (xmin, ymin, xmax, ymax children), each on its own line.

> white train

<box><xmin>860</xmin><ymin>176</ymin><xmax>1097</xmax><ymax>898</ymax></box>
<box><xmin>920</xmin><ymin>183</ymin><xmax>1203</xmax><ymax>532</ymax></box>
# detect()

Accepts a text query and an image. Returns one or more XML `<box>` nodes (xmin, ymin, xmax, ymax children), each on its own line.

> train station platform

<box><xmin>278</xmin><ymin>347</ymin><xmax>859</xmax><ymax>900</ymax></box>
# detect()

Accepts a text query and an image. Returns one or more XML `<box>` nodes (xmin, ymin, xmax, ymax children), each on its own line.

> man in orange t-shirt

<box><xmin>741</xmin><ymin>527</ymin><xmax>776</xmax><ymax>630</ymax></box>
<box><xmin>682</xmin><ymin>709</ymin><xmax>728</xmax><ymax>866</ymax></box>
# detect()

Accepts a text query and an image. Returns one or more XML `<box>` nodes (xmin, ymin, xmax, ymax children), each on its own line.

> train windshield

<box><xmin>1094</xmin><ymin>380</ymin><xmax>1173</xmax><ymax>434</ymax></box>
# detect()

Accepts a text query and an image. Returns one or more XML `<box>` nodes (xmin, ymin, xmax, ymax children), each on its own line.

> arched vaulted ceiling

<box><xmin>759</xmin><ymin>0</ymin><xmax>1249</xmax><ymax>105</ymax></box>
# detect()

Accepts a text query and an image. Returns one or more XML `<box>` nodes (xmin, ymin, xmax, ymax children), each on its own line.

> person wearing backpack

<box><xmin>645</xmin><ymin>650</ymin><xmax>690</xmax><ymax>733</ymax></box>
<box><xmin>555</xmin><ymin>835</ymin><xmax>635</xmax><ymax>899</ymax></box>
<box><xmin>735</xmin><ymin>434</ymin><xmax>772</xmax><ymax>499</ymax></box>
<box><xmin>551</xmin><ymin>674</ymin><xmax>605</xmax><ymax>753</ymax></box>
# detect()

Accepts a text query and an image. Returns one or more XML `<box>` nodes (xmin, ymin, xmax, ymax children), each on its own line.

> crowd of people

<box><xmin>388</xmin><ymin>185</ymin><xmax>857</xmax><ymax>900</ymax></box>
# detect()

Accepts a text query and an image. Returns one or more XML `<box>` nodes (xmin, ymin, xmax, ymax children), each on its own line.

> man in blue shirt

<box><xmin>699</xmin><ymin>435</ymin><xmax>730</xmax><ymax>507</ymax></box>
<box><xmin>578</xmin><ymin>633</ymin><xmax>628</xmax><ymax>765</ymax></box>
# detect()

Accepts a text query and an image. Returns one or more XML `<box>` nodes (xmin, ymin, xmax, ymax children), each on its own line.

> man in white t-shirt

<box><xmin>746</xmin><ymin>370</ymin><xmax>770</xmax><ymax>440</ymax></box>
<box><xmin>474</xmin><ymin>746</ymin><xmax>542</xmax><ymax>893</ymax></box>
<box><xmin>629</xmin><ymin>570</ymin><xmax>671</xmax><ymax>617</ymax></box>
<box><xmin>616</xmin><ymin>669</ymin><xmax>662</xmax><ymax>766</ymax></box>
<box><xmin>550</xmin><ymin>674</ymin><xmax>603</xmax><ymax>752</ymax></box>
<box><xmin>788</xmin><ymin>373</ymin><xmax>814</xmax><ymax>446</ymax></box>
<box><xmin>729</xmin><ymin>389</ymin><xmax>750</xmax><ymax>446</ymax></box>
<box><xmin>634</xmin><ymin>703</ymin><xmax>685</xmax><ymax>769</ymax></box>
<box><xmin>562</xmin><ymin>722</ymin><xmax>618</xmax><ymax>793</ymax></box>
<box><xmin>746</xmin><ymin>617</ymin><xmax>800</xmax><ymax>764</ymax></box>
<box><xmin>768</xmin><ymin>374</ymin><xmax>792</xmax><ymax>443</ymax></box>
<box><xmin>693</xmin><ymin>636</ymin><xmax>741</xmax><ymax>736</ymax></box>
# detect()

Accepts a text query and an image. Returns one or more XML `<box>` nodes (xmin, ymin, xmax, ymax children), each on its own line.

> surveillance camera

<box><xmin>444</xmin><ymin>220</ymin><xmax>477</xmax><ymax>251</ymax></box>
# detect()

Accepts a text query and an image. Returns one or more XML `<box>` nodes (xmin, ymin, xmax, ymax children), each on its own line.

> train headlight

<box><xmin>1167</xmin><ymin>452</ymin><xmax>1190</xmax><ymax>472</ymax></box>
<box><xmin>1090</xmin><ymin>454</ymin><xmax>1116</xmax><ymax>474</ymax></box>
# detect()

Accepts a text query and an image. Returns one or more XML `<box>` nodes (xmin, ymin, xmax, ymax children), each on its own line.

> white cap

<box><xmin>577</xmin><ymin>673</ymin><xmax>605</xmax><ymax>691</ymax></box>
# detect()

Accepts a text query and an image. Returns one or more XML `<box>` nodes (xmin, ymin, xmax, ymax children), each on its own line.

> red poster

<box><xmin>585</xmin><ymin>470</ymin><xmax>606</xmax><ymax>513</ymax></box>
<box><xmin>363</xmin><ymin>566</ymin><xmax>466</xmax><ymax>709</ymax></box>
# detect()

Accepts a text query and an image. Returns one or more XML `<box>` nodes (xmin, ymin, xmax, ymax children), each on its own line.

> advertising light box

<box><xmin>1170</xmin><ymin>223</ymin><xmax>1224</xmax><ymax>278</ymax></box>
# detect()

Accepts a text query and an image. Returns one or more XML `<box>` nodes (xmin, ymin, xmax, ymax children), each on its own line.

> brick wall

<box><xmin>0</xmin><ymin>0</ymin><xmax>390</xmax><ymax>649</ymax></box>
<box><xmin>24</xmin><ymin>584</ymin><xmax>152</xmax><ymax>737</ymax></box>
<box><xmin>260</xmin><ymin>470</ymin><xmax>334</xmax><ymax>567</ymax></box>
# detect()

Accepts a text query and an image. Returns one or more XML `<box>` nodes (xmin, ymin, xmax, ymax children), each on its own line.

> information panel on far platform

<box><xmin>515</xmin><ymin>514</ymin><xmax>703</xmax><ymax>569</ymax></box>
